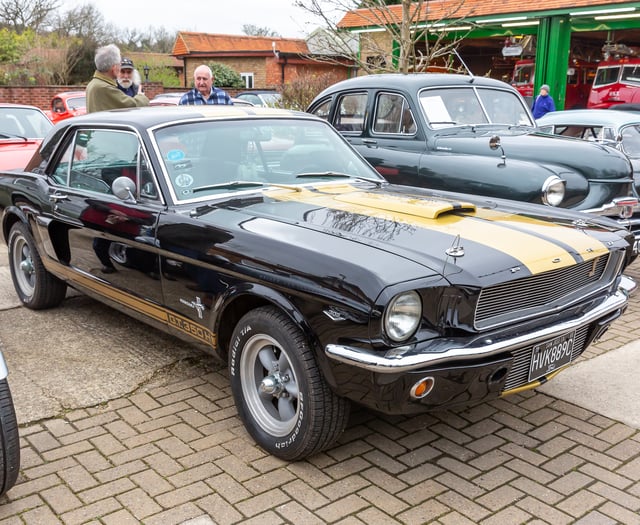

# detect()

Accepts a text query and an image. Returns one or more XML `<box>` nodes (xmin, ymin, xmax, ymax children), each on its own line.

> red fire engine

<box><xmin>587</xmin><ymin>45</ymin><xmax>640</xmax><ymax>108</ymax></box>
<box><xmin>511</xmin><ymin>58</ymin><xmax>597</xmax><ymax>109</ymax></box>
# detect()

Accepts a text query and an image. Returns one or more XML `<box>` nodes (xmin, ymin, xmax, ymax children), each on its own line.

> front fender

<box><xmin>417</xmin><ymin>153</ymin><xmax>591</xmax><ymax>207</ymax></box>
<box><xmin>214</xmin><ymin>282</ymin><xmax>351</xmax><ymax>391</ymax></box>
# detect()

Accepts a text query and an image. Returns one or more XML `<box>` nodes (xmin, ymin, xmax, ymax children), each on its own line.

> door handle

<box><xmin>362</xmin><ymin>139</ymin><xmax>378</xmax><ymax>147</ymax></box>
<box><xmin>49</xmin><ymin>193</ymin><xmax>69</xmax><ymax>203</ymax></box>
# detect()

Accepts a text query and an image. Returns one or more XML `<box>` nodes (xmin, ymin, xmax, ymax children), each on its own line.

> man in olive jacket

<box><xmin>86</xmin><ymin>44</ymin><xmax>149</xmax><ymax>113</ymax></box>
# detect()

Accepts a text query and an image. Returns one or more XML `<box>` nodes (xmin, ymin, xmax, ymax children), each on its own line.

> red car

<box><xmin>0</xmin><ymin>103</ymin><xmax>53</xmax><ymax>170</ymax></box>
<box><xmin>45</xmin><ymin>91</ymin><xmax>86</xmax><ymax>123</ymax></box>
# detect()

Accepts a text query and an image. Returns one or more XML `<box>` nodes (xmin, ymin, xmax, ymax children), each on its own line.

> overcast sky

<box><xmin>60</xmin><ymin>0</ymin><xmax>327</xmax><ymax>38</ymax></box>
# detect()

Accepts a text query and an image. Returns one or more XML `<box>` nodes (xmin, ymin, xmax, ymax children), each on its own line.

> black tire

<box><xmin>0</xmin><ymin>378</ymin><xmax>20</xmax><ymax>498</ymax></box>
<box><xmin>229</xmin><ymin>306</ymin><xmax>350</xmax><ymax>460</ymax></box>
<box><xmin>8</xmin><ymin>222</ymin><xmax>67</xmax><ymax>310</ymax></box>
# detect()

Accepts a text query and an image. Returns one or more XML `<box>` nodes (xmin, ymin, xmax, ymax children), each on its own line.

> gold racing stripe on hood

<box><xmin>266</xmin><ymin>184</ymin><xmax>609</xmax><ymax>274</ymax></box>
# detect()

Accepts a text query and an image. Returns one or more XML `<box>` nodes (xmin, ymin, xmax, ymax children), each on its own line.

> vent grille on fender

<box><xmin>475</xmin><ymin>255</ymin><xmax>610</xmax><ymax>330</ymax></box>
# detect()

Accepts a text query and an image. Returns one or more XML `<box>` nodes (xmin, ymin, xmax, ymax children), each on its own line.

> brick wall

<box><xmin>0</xmin><ymin>82</ymin><xmax>167</xmax><ymax>111</ymax></box>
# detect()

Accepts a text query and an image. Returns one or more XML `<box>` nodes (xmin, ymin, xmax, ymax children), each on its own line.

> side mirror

<box><xmin>112</xmin><ymin>176</ymin><xmax>136</xmax><ymax>201</ymax></box>
<box><xmin>489</xmin><ymin>135</ymin><xmax>507</xmax><ymax>168</ymax></box>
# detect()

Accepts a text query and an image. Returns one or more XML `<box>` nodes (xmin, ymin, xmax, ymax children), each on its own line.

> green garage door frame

<box><xmin>454</xmin><ymin>3</ymin><xmax>640</xmax><ymax>109</ymax></box>
<box><xmin>352</xmin><ymin>2</ymin><xmax>640</xmax><ymax>109</ymax></box>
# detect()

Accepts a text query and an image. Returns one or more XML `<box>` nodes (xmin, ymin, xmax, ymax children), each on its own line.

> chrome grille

<box><xmin>502</xmin><ymin>324</ymin><xmax>590</xmax><ymax>391</ymax></box>
<box><xmin>475</xmin><ymin>255</ymin><xmax>609</xmax><ymax>329</ymax></box>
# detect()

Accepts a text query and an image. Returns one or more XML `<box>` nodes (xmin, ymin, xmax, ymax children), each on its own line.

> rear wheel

<box><xmin>8</xmin><ymin>222</ymin><xmax>67</xmax><ymax>309</ymax></box>
<box><xmin>229</xmin><ymin>306</ymin><xmax>350</xmax><ymax>460</ymax></box>
<box><xmin>0</xmin><ymin>378</ymin><xmax>20</xmax><ymax>497</ymax></box>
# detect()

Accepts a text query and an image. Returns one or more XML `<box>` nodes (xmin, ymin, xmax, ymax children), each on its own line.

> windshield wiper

<box><xmin>0</xmin><ymin>132</ymin><xmax>27</xmax><ymax>140</ymax></box>
<box><xmin>295</xmin><ymin>172</ymin><xmax>384</xmax><ymax>186</ymax></box>
<box><xmin>192</xmin><ymin>180</ymin><xmax>265</xmax><ymax>193</ymax></box>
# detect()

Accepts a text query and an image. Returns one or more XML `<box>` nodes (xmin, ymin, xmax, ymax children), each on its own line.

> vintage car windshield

<box><xmin>153</xmin><ymin>118</ymin><xmax>382</xmax><ymax>202</ymax></box>
<box><xmin>419</xmin><ymin>87</ymin><xmax>535</xmax><ymax>129</ymax></box>
<box><xmin>67</xmin><ymin>97</ymin><xmax>86</xmax><ymax>110</ymax></box>
<box><xmin>621</xmin><ymin>124</ymin><xmax>640</xmax><ymax>157</ymax></box>
<box><xmin>0</xmin><ymin>107</ymin><xmax>52</xmax><ymax>138</ymax></box>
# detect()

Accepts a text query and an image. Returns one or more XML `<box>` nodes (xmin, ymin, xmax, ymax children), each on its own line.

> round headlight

<box><xmin>384</xmin><ymin>291</ymin><xmax>422</xmax><ymax>342</ymax></box>
<box><xmin>542</xmin><ymin>176</ymin><xmax>565</xmax><ymax>207</ymax></box>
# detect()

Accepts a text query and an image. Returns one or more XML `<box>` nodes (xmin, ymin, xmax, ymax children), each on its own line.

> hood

<box><xmin>433</xmin><ymin>129</ymin><xmax>632</xmax><ymax>180</ymax></box>
<box><xmin>204</xmin><ymin>182</ymin><xmax>622</xmax><ymax>289</ymax></box>
<box><xmin>0</xmin><ymin>139</ymin><xmax>42</xmax><ymax>170</ymax></box>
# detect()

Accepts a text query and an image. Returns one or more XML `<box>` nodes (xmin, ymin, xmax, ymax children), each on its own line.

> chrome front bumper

<box><xmin>325</xmin><ymin>277</ymin><xmax>633</xmax><ymax>374</ymax></box>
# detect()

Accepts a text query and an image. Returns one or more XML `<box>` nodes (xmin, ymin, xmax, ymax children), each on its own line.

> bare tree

<box><xmin>296</xmin><ymin>0</ymin><xmax>472</xmax><ymax>74</ymax></box>
<box><xmin>0</xmin><ymin>0</ymin><xmax>59</xmax><ymax>33</ymax></box>
<box><xmin>242</xmin><ymin>24</ymin><xmax>280</xmax><ymax>37</ymax></box>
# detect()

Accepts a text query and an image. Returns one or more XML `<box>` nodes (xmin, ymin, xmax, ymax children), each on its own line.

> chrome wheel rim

<box><xmin>240</xmin><ymin>333</ymin><xmax>300</xmax><ymax>436</ymax></box>
<box><xmin>12</xmin><ymin>235</ymin><xmax>35</xmax><ymax>297</ymax></box>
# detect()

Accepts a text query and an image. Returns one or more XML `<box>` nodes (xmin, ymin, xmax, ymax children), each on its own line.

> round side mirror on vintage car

<box><xmin>0</xmin><ymin>350</ymin><xmax>19</xmax><ymax>497</ymax></box>
<box><xmin>112</xmin><ymin>176</ymin><xmax>137</xmax><ymax>201</ymax></box>
<box><xmin>489</xmin><ymin>135</ymin><xmax>506</xmax><ymax>168</ymax></box>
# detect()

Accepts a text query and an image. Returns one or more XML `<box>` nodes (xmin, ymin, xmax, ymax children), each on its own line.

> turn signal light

<box><xmin>410</xmin><ymin>377</ymin><xmax>435</xmax><ymax>399</ymax></box>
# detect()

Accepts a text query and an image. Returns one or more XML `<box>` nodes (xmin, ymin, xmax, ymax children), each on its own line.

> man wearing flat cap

<box><xmin>86</xmin><ymin>44</ymin><xmax>149</xmax><ymax>113</ymax></box>
<box><xmin>117</xmin><ymin>57</ymin><xmax>140</xmax><ymax>97</ymax></box>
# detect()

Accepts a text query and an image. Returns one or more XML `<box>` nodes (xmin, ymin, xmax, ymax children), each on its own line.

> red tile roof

<box><xmin>173</xmin><ymin>32</ymin><xmax>309</xmax><ymax>57</ymax></box>
<box><xmin>338</xmin><ymin>0</ymin><xmax>638</xmax><ymax>28</ymax></box>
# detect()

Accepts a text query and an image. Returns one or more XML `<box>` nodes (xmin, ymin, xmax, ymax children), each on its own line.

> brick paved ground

<box><xmin>1</xmin><ymin>265</ymin><xmax>640</xmax><ymax>524</ymax></box>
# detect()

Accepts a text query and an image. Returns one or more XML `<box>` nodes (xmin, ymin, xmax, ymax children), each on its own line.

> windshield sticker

<box><xmin>167</xmin><ymin>149</ymin><xmax>185</xmax><ymax>162</ymax></box>
<box><xmin>174</xmin><ymin>173</ymin><xmax>194</xmax><ymax>187</ymax></box>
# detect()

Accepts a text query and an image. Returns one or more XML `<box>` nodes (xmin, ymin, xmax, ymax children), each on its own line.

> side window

<box><xmin>52</xmin><ymin>129</ymin><xmax>144</xmax><ymax>196</ymax></box>
<box><xmin>310</xmin><ymin>99</ymin><xmax>332</xmax><ymax>121</ymax></box>
<box><xmin>334</xmin><ymin>93</ymin><xmax>367</xmax><ymax>132</ymax></box>
<box><xmin>373</xmin><ymin>93</ymin><xmax>416</xmax><ymax>135</ymax></box>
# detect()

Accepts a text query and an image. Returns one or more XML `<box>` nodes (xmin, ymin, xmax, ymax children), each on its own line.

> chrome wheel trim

<box><xmin>239</xmin><ymin>333</ymin><xmax>300</xmax><ymax>436</ymax></box>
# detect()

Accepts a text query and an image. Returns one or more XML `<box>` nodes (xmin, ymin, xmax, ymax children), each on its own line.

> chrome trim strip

<box><xmin>325</xmin><ymin>286</ymin><xmax>628</xmax><ymax>374</ymax></box>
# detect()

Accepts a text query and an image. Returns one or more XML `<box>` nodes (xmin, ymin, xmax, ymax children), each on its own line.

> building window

<box><xmin>241</xmin><ymin>73</ymin><xmax>254</xmax><ymax>89</ymax></box>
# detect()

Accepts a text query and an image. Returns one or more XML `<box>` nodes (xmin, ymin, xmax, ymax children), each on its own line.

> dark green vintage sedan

<box><xmin>0</xmin><ymin>106</ymin><xmax>635</xmax><ymax>460</ymax></box>
<box><xmin>308</xmin><ymin>74</ymin><xmax>639</xmax><ymax>239</ymax></box>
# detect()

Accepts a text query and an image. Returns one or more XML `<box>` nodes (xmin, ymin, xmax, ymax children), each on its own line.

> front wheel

<box><xmin>0</xmin><ymin>378</ymin><xmax>20</xmax><ymax>497</ymax></box>
<box><xmin>229</xmin><ymin>306</ymin><xmax>350</xmax><ymax>460</ymax></box>
<box><xmin>8</xmin><ymin>222</ymin><xmax>67</xmax><ymax>309</ymax></box>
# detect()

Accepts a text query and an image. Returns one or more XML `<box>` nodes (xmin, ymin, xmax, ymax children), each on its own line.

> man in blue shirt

<box><xmin>179</xmin><ymin>65</ymin><xmax>233</xmax><ymax>105</ymax></box>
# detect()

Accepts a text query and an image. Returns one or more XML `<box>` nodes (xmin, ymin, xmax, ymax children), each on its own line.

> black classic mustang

<box><xmin>307</xmin><ymin>74</ymin><xmax>639</xmax><ymax>239</ymax></box>
<box><xmin>0</xmin><ymin>106</ymin><xmax>635</xmax><ymax>460</ymax></box>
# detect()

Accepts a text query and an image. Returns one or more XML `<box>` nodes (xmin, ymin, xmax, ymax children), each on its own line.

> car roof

<box><xmin>315</xmin><ymin>73</ymin><xmax>512</xmax><ymax>97</ymax></box>
<box><xmin>237</xmin><ymin>90</ymin><xmax>279</xmax><ymax>95</ymax></box>
<box><xmin>52</xmin><ymin>105</ymin><xmax>316</xmax><ymax>131</ymax></box>
<box><xmin>53</xmin><ymin>91</ymin><xmax>85</xmax><ymax>98</ymax></box>
<box><xmin>0</xmin><ymin>102</ymin><xmax>46</xmax><ymax>110</ymax></box>
<box><xmin>537</xmin><ymin>109</ymin><xmax>640</xmax><ymax>127</ymax></box>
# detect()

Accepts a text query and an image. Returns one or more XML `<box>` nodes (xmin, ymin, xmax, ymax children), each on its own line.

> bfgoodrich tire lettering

<box><xmin>8</xmin><ymin>222</ymin><xmax>66</xmax><ymax>310</ymax></box>
<box><xmin>0</xmin><ymin>378</ymin><xmax>19</xmax><ymax>497</ymax></box>
<box><xmin>229</xmin><ymin>306</ymin><xmax>349</xmax><ymax>460</ymax></box>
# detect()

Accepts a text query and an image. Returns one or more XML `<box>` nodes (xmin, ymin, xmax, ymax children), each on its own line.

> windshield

<box><xmin>418</xmin><ymin>87</ymin><xmax>534</xmax><ymax>129</ymax></box>
<box><xmin>68</xmin><ymin>97</ymin><xmax>86</xmax><ymax>110</ymax></box>
<box><xmin>621</xmin><ymin>125</ymin><xmax>640</xmax><ymax>157</ymax></box>
<box><xmin>153</xmin><ymin>118</ymin><xmax>383</xmax><ymax>203</ymax></box>
<box><xmin>0</xmin><ymin>106</ymin><xmax>52</xmax><ymax>138</ymax></box>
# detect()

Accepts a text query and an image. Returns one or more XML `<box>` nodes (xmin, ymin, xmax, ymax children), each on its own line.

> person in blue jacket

<box><xmin>532</xmin><ymin>84</ymin><xmax>556</xmax><ymax>119</ymax></box>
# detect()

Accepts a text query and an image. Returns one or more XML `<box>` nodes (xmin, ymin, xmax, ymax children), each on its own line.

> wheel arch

<box><xmin>215</xmin><ymin>283</ymin><xmax>324</xmax><ymax>364</ymax></box>
<box><xmin>1</xmin><ymin>206</ymin><xmax>29</xmax><ymax>245</ymax></box>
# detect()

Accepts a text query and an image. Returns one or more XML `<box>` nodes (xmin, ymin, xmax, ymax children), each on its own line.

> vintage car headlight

<box><xmin>384</xmin><ymin>291</ymin><xmax>422</xmax><ymax>342</ymax></box>
<box><xmin>542</xmin><ymin>176</ymin><xmax>565</xmax><ymax>206</ymax></box>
